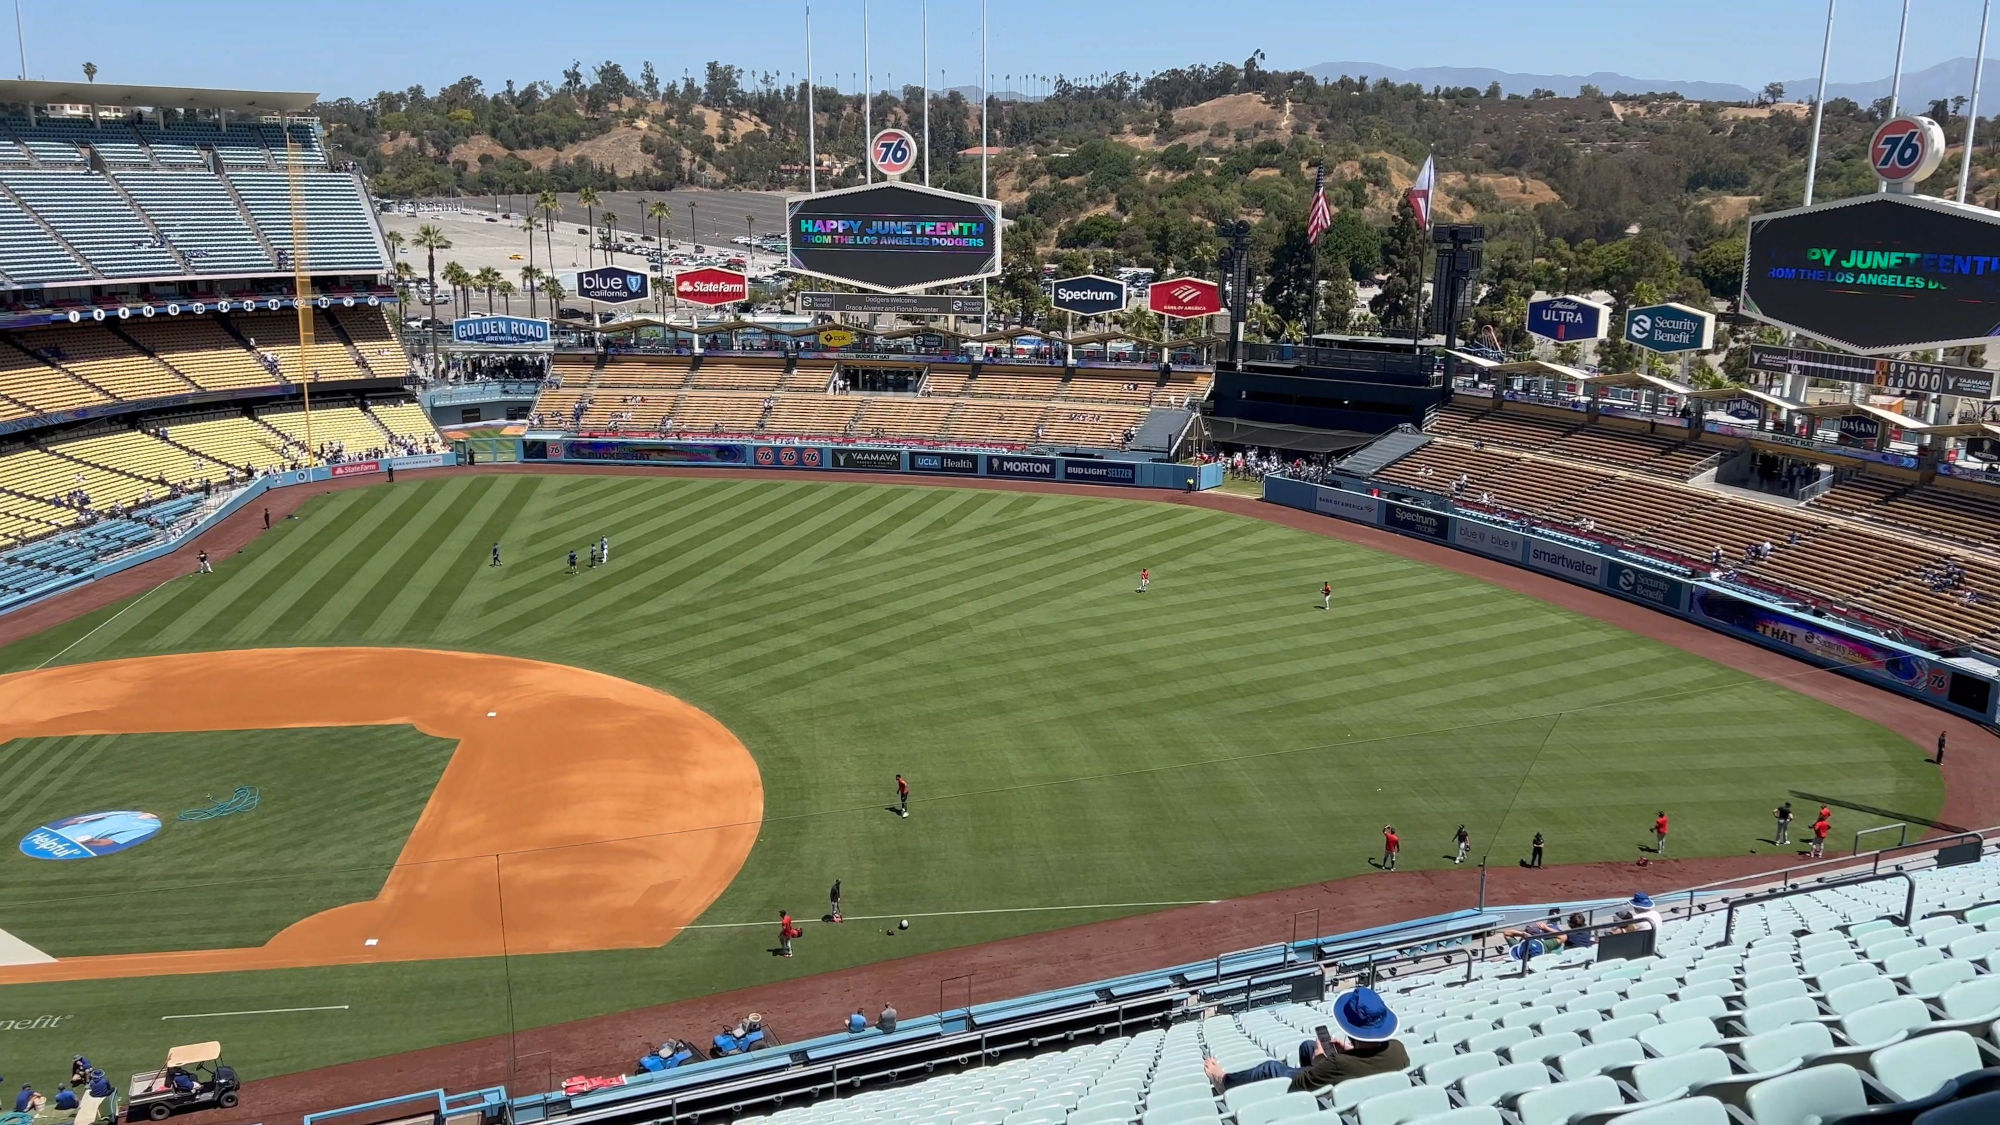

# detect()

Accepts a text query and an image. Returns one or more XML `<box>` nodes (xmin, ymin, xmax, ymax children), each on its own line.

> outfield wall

<box><xmin>531</xmin><ymin>438</ymin><xmax>1223</xmax><ymax>490</ymax></box>
<box><xmin>1263</xmin><ymin>475</ymin><xmax>2000</xmax><ymax>725</ymax></box>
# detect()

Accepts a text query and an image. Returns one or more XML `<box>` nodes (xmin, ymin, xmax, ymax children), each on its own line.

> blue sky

<box><xmin>7</xmin><ymin>0</ymin><xmax>1997</xmax><ymax>101</ymax></box>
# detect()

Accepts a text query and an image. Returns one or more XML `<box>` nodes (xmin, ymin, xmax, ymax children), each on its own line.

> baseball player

<box><xmin>1137</xmin><ymin>568</ymin><xmax>1150</xmax><ymax>593</ymax></box>
<box><xmin>1381</xmin><ymin>825</ymin><xmax>1399</xmax><ymax>871</ymax></box>
<box><xmin>196</xmin><ymin>550</ymin><xmax>212</xmax><ymax>574</ymax></box>
<box><xmin>567</xmin><ymin>549</ymin><xmax>578</xmax><ymax>574</ymax></box>
<box><xmin>600</xmin><ymin>535</ymin><xmax>611</xmax><ymax>566</ymax></box>
<box><xmin>1453</xmin><ymin>824</ymin><xmax>1470</xmax><ymax>865</ymax></box>
<box><xmin>490</xmin><ymin>542</ymin><xmax>502</xmax><ymax>567</ymax></box>
<box><xmin>1321</xmin><ymin>581</ymin><xmax>1333</xmax><ymax>610</ymax></box>
<box><xmin>1653</xmin><ymin>811</ymin><xmax>1670</xmax><ymax>855</ymax></box>
<box><xmin>1774</xmin><ymin>801</ymin><xmax>1793</xmax><ymax>845</ymax></box>
<box><xmin>829</xmin><ymin>879</ymin><xmax>842</xmax><ymax>921</ymax></box>
<box><xmin>895</xmin><ymin>774</ymin><xmax>909</xmax><ymax>818</ymax></box>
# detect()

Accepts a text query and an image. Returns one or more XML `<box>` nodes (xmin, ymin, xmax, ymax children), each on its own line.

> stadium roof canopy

<box><xmin>1486</xmin><ymin>359</ymin><xmax>1595</xmax><ymax>381</ymax></box>
<box><xmin>1577</xmin><ymin>371</ymin><xmax>1692</xmax><ymax>395</ymax></box>
<box><xmin>0</xmin><ymin>79</ymin><xmax>319</xmax><ymax>113</ymax></box>
<box><xmin>1681</xmin><ymin>385</ymin><xmax>1800</xmax><ymax>411</ymax></box>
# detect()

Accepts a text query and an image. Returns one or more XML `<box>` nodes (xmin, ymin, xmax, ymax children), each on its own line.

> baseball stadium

<box><xmin>0</xmin><ymin>64</ymin><xmax>1998</xmax><ymax>1125</ymax></box>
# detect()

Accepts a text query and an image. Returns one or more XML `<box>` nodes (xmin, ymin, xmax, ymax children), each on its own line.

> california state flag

<box><xmin>1407</xmin><ymin>155</ymin><xmax>1436</xmax><ymax>231</ymax></box>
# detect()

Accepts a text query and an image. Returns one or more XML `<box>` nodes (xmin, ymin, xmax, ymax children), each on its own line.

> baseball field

<box><xmin>0</xmin><ymin>471</ymin><xmax>1941</xmax><ymax>1098</ymax></box>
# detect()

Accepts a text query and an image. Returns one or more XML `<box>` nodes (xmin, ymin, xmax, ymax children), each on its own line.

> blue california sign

<box><xmin>1624</xmin><ymin>302</ymin><xmax>1716</xmax><ymax>354</ymax></box>
<box><xmin>1525</xmin><ymin>296</ymin><xmax>1609</xmax><ymax>342</ymax></box>
<box><xmin>577</xmin><ymin>266</ymin><xmax>650</xmax><ymax>305</ymax></box>
<box><xmin>19</xmin><ymin>810</ymin><xmax>163</xmax><ymax>860</ymax></box>
<box><xmin>452</xmin><ymin>316</ymin><xmax>551</xmax><ymax>347</ymax></box>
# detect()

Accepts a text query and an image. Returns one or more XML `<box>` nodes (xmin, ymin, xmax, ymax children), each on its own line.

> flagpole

<box><xmin>863</xmin><ymin>0</ymin><xmax>872</xmax><ymax>183</ymax></box>
<box><xmin>1803</xmin><ymin>0</ymin><xmax>1836</xmax><ymax>206</ymax></box>
<box><xmin>921</xmin><ymin>0</ymin><xmax>930</xmax><ymax>185</ymax></box>
<box><xmin>805</xmin><ymin>2</ymin><xmax>816</xmax><ymax>193</ymax></box>
<box><xmin>1960</xmin><ymin>0</ymin><xmax>1992</xmax><ymax>205</ymax></box>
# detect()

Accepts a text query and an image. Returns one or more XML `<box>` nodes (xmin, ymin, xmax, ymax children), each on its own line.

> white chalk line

<box><xmin>680</xmin><ymin>899</ymin><xmax>1220</xmax><ymax>931</ymax></box>
<box><xmin>35</xmin><ymin>581</ymin><xmax>168</xmax><ymax>670</ymax></box>
<box><xmin>161</xmin><ymin>1004</ymin><xmax>349</xmax><ymax>1020</ymax></box>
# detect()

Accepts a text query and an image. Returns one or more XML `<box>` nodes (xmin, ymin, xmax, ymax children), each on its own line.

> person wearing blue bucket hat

<box><xmin>1204</xmin><ymin>987</ymin><xmax>1409</xmax><ymax>1093</ymax></box>
<box><xmin>1629</xmin><ymin>892</ymin><xmax>1663</xmax><ymax>933</ymax></box>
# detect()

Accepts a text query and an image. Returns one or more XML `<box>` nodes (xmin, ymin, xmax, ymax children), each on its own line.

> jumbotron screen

<box><xmin>786</xmin><ymin>182</ymin><xmax>1000</xmax><ymax>293</ymax></box>
<box><xmin>1742</xmin><ymin>194</ymin><xmax>2000</xmax><ymax>354</ymax></box>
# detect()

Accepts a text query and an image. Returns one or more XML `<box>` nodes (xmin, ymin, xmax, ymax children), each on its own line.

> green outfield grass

<box><xmin>0</xmin><ymin>473</ymin><xmax>1941</xmax><ymax>1089</ymax></box>
<box><xmin>0</xmin><ymin>727</ymin><xmax>454</xmax><ymax>955</ymax></box>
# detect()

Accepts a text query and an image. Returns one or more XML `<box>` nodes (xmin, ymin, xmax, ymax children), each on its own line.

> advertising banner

<box><xmin>1525</xmin><ymin>296</ymin><xmax>1610</xmax><ymax>342</ymax></box>
<box><xmin>673</xmin><ymin>267</ymin><xmax>748</xmax><ymax>307</ymax></box>
<box><xmin>329</xmin><ymin>460</ymin><xmax>383</xmax><ymax>477</ymax></box>
<box><xmin>985</xmin><ymin>454</ymin><xmax>1057</xmax><ymax>479</ymax></box>
<box><xmin>798</xmin><ymin>292</ymin><xmax>987</xmax><ymax>316</ymax></box>
<box><xmin>1451</xmin><ymin>520</ymin><xmax>1526</xmax><ymax>563</ymax></box>
<box><xmin>1688</xmin><ymin>589</ymin><xmax>1945</xmax><ymax>697</ymax></box>
<box><xmin>752</xmin><ymin>445</ymin><xmax>827</xmax><ymax>469</ymax></box>
<box><xmin>786</xmin><ymin>181</ymin><xmax>1002</xmax><ymax>293</ymax></box>
<box><xmin>1382</xmin><ymin>502</ymin><xmax>1449</xmax><ymax>540</ymax></box>
<box><xmin>561</xmin><ymin>441</ymin><xmax>747</xmax><ymax>464</ymax></box>
<box><xmin>1605</xmin><ymin>560</ymin><xmax>1688</xmax><ymax>611</ymax></box>
<box><xmin>1623</xmin><ymin>302</ymin><xmax>1715</xmax><ymax>354</ymax></box>
<box><xmin>1312</xmin><ymin>487</ymin><xmax>1382</xmax><ymax>523</ymax></box>
<box><xmin>831</xmin><ymin>448</ymin><xmax>903</xmax><ymax>471</ymax></box>
<box><xmin>1061</xmin><ymin>460</ymin><xmax>1138</xmax><ymax>484</ymax></box>
<box><xmin>1524</xmin><ymin>539</ymin><xmax>1605</xmax><ymax>583</ymax></box>
<box><xmin>388</xmin><ymin>453</ymin><xmax>448</xmax><ymax>471</ymax></box>
<box><xmin>576</xmin><ymin>266</ymin><xmax>651</xmax><ymax>305</ymax></box>
<box><xmin>452</xmin><ymin>316</ymin><xmax>551</xmax><ymax>347</ymax></box>
<box><xmin>909</xmin><ymin>450</ymin><xmax>980</xmax><ymax>474</ymax></box>
<box><xmin>1049</xmin><ymin>275</ymin><xmax>1129</xmax><ymax>316</ymax></box>
<box><xmin>1746</xmin><ymin>343</ymin><xmax>1995</xmax><ymax>398</ymax></box>
<box><xmin>1146</xmin><ymin>277</ymin><xmax>1223</xmax><ymax>318</ymax></box>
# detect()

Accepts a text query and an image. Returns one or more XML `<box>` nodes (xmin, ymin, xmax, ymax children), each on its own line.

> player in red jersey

<box><xmin>1137</xmin><ymin>568</ymin><xmax>1150</xmax><ymax>593</ymax></box>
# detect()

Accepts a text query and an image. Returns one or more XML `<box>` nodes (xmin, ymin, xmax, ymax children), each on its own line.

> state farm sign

<box><xmin>673</xmin><ymin>267</ymin><xmax>748</xmax><ymax>307</ymax></box>
<box><xmin>1146</xmin><ymin>276</ymin><xmax>1221</xmax><ymax>318</ymax></box>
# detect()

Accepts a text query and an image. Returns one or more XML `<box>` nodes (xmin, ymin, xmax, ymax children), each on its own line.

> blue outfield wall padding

<box><xmin>1263</xmin><ymin>475</ymin><xmax>2000</xmax><ymax>725</ymax></box>
<box><xmin>538</xmin><ymin>438</ymin><xmax>1217</xmax><ymax>491</ymax></box>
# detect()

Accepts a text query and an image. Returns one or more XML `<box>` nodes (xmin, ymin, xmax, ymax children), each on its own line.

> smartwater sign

<box><xmin>1624</xmin><ymin>302</ymin><xmax>1715</xmax><ymax>354</ymax></box>
<box><xmin>1313</xmin><ymin>488</ymin><xmax>1381</xmax><ymax>523</ymax></box>
<box><xmin>1525</xmin><ymin>539</ymin><xmax>1604</xmax><ymax>583</ymax></box>
<box><xmin>452</xmin><ymin>316</ymin><xmax>550</xmax><ymax>347</ymax></box>
<box><xmin>1606</xmin><ymin>561</ymin><xmax>1687</xmax><ymax>611</ymax></box>
<box><xmin>1525</xmin><ymin>296</ymin><xmax>1609</xmax><ymax>343</ymax></box>
<box><xmin>1383</xmin><ymin>502</ymin><xmax>1448</xmax><ymax>540</ymax></box>
<box><xmin>577</xmin><ymin>266</ymin><xmax>650</xmax><ymax>305</ymax></box>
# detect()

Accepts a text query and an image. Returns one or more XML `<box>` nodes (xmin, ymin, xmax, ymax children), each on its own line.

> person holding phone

<box><xmin>1203</xmin><ymin>987</ymin><xmax>1408</xmax><ymax>1093</ymax></box>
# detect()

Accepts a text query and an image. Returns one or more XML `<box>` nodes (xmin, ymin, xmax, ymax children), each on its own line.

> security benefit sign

<box><xmin>576</xmin><ymin>266</ymin><xmax>650</xmax><ymax>305</ymax></box>
<box><xmin>1624</xmin><ymin>302</ymin><xmax>1714</xmax><ymax>354</ymax></box>
<box><xmin>786</xmin><ymin>181</ymin><xmax>1001</xmax><ymax>293</ymax></box>
<box><xmin>1743</xmin><ymin>192</ymin><xmax>2000</xmax><ymax>354</ymax></box>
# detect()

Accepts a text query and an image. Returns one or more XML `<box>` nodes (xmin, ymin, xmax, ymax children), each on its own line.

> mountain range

<box><xmin>1304</xmin><ymin>57</ymin><xmax>2000</xmax><ymax>108</ymax></box>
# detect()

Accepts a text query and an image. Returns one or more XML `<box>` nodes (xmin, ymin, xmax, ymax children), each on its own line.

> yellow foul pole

<box><xmin>284</xmin><ymin>117</ymin><xmax>316</xmax><ymax>457</ymax></box>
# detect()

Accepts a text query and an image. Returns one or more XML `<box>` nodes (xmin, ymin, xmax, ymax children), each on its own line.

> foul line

<box><xmin>161</xmin><ymin>1004</ymin><xmax>349</xmax><ymax>1020</ymax></box>
<box><xmin>678</xmin><ymin>899</ymin><xmax>1219</xmax><ymax>931</ymax></box>
<box><xmin>34</xmin><ymin>580</ymin><xmax>168</xmax><ymax>670</ymax></box>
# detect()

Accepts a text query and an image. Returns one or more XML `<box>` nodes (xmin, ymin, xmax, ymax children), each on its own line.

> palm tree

<box><xmin>536</xmin><ymin>190</ymin><xmax>559</xmax><ymax>273</ymax></box>
<box><xmin>412</xmin><ymin>224</ymin><xmax>451</xmax><ymax>315</ymax></box>
<box><xmin>520</xmin><ymin>266</ymin><xmax>542</xmax><ymax>313</ymax></box>
<box><xmin>543</xmin><ymin>277</ymin><xmax>566</xmax><ymax>319</ymax></box>
<box><xmin>384</xmin><ymin>230</ymin><xmax>405</xmax><ymax>259</ymax></box>
<box><xmin>474</xmin><ymin>266</ymin><xmax>504</xmax><ymax>313</ymax></box>
<box><xmin>601</xmin><ymin>210</ymin><xmax>619</xmax><ymax>261</ymax></box>
<box><xmin>390</xmin><ymin>260</ymin><xmax>416</xmax><ymax>313</ymax></box>
<box><xmin>647</xmin><ymin>199</ymin><xmax>672</xmax><ymax>254</ymax></box>
<box><xmin>577</xmin><ymin>187</ymin><xmax>602</xmax><ymax>266</ymax></box>
<box><xmin>442</xmin><ymin>261</ymin><xmax>473</xmax><ymax>319</ymax></box>
<box><xmin>497</xmin><ymin>280</ymin><xmax>517</xmax><ymax>314</ymax></box>
<box><xmin>82</xmin><ymin>61</ymin><xmax>97</xmax><ymax>83</ymax></box>
<box><xmin>521</xmin><ymin>215</ymin><xmax>540</xmax><ymax>316</ymax></box>
<box><xmin>745</xmin><ymin>212</ymin><xmax>755</xmax><ymax>256</ymax></box>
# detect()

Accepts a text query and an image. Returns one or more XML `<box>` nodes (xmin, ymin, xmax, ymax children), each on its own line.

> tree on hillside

<box><xmin>1370</xmin><ymin>197</ymin><xmax>1427</xmax><ymax>336</ymax></box>
<box><xmin>1321</xmin><ymin>209</ymin><xmax>1382</xmax><ymax>281</ymax></box>
<box><xmin>1262</xmin><ymin>225</ymin><xmax>1320</xmax><ymax>332</ymax></box>
<box><xmin>1761</xmin><ymin>82</ymin><xmax>1785</xmax><ymax>106</ymax></box>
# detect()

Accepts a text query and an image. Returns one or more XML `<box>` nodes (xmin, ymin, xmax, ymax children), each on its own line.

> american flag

<box><xmin>1306</xmin><ymin>162</ymin><xmax>1332</xmax><ymax>245</ymax></box>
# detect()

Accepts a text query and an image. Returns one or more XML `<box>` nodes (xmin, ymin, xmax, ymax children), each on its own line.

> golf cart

<box><xmin>126</xmin><ymin>1042</ymin><xmax>240</xmax><ymax>1121</ymax></box>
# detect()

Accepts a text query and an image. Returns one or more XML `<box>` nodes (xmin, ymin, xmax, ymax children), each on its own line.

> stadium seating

<box><xmin>115</xmin><ymin>170</ymin><xmax>277</xmax><ymax>274</ymax></box>
<box><xmin>14</xmin><ymin>322</ymin><xmax>196</xmax><ymax>402</ymax></box>
<box><xmin>123</xmin><ymin>315</ymin><xmax>284</xmax><ymax>391</ymax></box>
<box><xmin>227</xmin><ymin>170</ymin><xmax>386</xmax><ymax>273</ymax></box>
<box><xmin>731</xmin><ymin>854</ymin><xmax>2000</xmax><ymax>1125</ymax></box>
<box><xmin>1428</xmin><ymin>403</ymin><xmax>1731</xmax><ymax>481</ymax></box>
<box><xmin>0</xmin><ymin>188</ymin><xmax>90</xmax><ymax>283</ymax></box>
<box><xmin>0</xmin><ymin>169</ymin><xmax>182</xmax><ymax>277</ymax></box>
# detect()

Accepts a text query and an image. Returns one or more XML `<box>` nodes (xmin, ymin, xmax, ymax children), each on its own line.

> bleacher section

<box><xmin>0</xmin><ymin>169</ymin><xmax>181</xmax><ymax>277</ymax></box>
<box><xmin>0</xmin><ymin>188</ymin><xmax>88</xmax><ymax>283</ymax></box>
<box><xmin>116</xmin><ymin>170</ymin><xmax>276</xmax><ymax>273</ymax></box>
<box><xmin>229</xmin><ymin>170</ymin><xmax>384</xmax><ymax>272</ymax></box>
<box><xmin>1429</xmin><ymin>402</ymin><xmax>1734</xmax><ymax>481</ymax></box>
<box><xmin>535</xmin><ymin>355</ymin><xmax>1209</xmax><ymax>450</ymax></box>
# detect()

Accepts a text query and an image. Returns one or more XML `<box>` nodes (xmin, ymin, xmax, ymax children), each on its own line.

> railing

<box><xmin>1718</xmin><ymin>871</ymin><xmax>1918</xmax><ymax>947</ymax></box>
<box><xmin>1854</xmin><ymin>823</ymin><xmax>1910</xmax><ymax>856</ymax></box>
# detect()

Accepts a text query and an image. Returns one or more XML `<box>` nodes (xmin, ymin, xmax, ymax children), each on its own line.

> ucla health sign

<box><xmin>1624</xmin><ymin>302</ymin><xmax>1715</xmax><ymax>354</ymax></box>
<box><xmin>577</xmin><ymin>266</ymin><xmax>650</xmax><ymax>305</ymax></box>
<box><xmin>452</xmin><ymin>316</ymin><xmax>550</xmax><ymax>347</ymax></box>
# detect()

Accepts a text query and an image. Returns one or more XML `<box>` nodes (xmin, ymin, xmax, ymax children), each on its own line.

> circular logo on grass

<box><xmin>19</xmin><ymin>810</ymin><xmax>162</xmax><ymax>860</ymax></box>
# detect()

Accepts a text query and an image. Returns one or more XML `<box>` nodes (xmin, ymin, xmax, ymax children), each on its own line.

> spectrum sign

<box><xmin>786</xmin><ymin>181</ymin><xmax>1001</xmax><ymax>293</ymax></box>
<box><xmin>673</xmin><ymin>267</ymin><xmax>748</xmax><ymax>307</ymax></box>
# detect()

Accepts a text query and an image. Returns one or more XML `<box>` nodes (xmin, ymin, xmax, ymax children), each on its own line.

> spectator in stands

<box><xmin>1202</xmin><ymin>987</ymin><xmax>1408</xmax><ymax>1094</ymax></box>
<box><xmin>878</xmin><ymin>1003</ymin><xmax>897</xmax><ymax>1032</ymax></box>
<box><xmin>1627</xmin><ymin>893</ymin><xmax>1663</xmax><ymax>932</ymax></box>
<box><xmin>846</xmin><ymin>1009</ymin><xmax>867</xmax><ymax>1034</ymax></box>
<box><xmin>1562</xmin><ymin>912</ymin><xmax>1595</xmax><ymax>948</ymax></box>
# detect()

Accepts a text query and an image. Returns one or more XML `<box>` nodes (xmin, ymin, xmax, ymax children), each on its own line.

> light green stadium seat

<box><xmin>1400</xmin><ymin>1042</ymin><xmax>1456</xmax><ymax>1071</ymax></box>
<box><xmin>1325</xmin><ymin>1070</ymin><xmax>1410</xmax><ymax>1112</ymax></box>
<box><xmin>1137</xmin><ymin>1102</ymin><xmax>1218</xmax><ymax>1125</ymax></box>
<box><xmin>1628</xmin><ymin>1046</ymin><xmax>1732</xmax><ymax>1101</ymax></box>
<box><xmin>1838</xmin><ymin>996</ymin><xmax>1932</xmax><ymax>1050</ymax></box>
<box><xmin>1935</xmin><ymin>976</ymin><xmax>2000</xmax><ymax>1030</ymax></box>
<box><xmin>1903</xmin><ymin>957</ymin><xmax>1977</xmax><ymax>1000</ymax></box>
<box><xmin>1674</xmin><ymin>979</ymin><xmax>1736</xmax><ymax>1002</ymax></box>
<box><xmin>1738</xmin><ymin>995</ymin><xmax>1823</xmax><ymax>1036</ymax></box>
<box><xmin>1801</xmin><ymin>949</ymin><xmax>1860</xmax><ymax>977</ymax></box>
<box><xmin>1353</xmin><ymin>1085</ymin><xmax>1450</xmax><ymax>1125</ymax></box>
<box><xmin>1883</xmin><ymin>946</ymin><xmax>1945</xmax><ymax>976</ymax></box>
<box><xmin>1638</xmin><ymin>1016</ymin><xmax>1722</xmax><ymax>1058</ymax></box>
<box><xmin>1465</xmin><ymin>1026</ymin><xmax>1532</xmax><ymax>1055</ymax></box>
<box><xmin>1947</xmin><ymin>931</ymin><xmax>2000</xmax><ymax>961</ymax></box>
<box><xmin>1064</xmin><ymin>1108</ymin><xmax>1131</xmax><ymax>1125</ymax></box>
<box><xmin>1454</xmin><ymin>1061</ymin><xmax>1550</xmax><ymax>1107</ymax></box>
<box><xmin>1626</xmin><ymin>978</ymin><xmax>1679</xmax><ymax>1000</ymax></box>
<box><xmin>1220</xmin><ymin>1079</ymin><xmax>1290</xmax><ymax>1113</ymax></box>
<box><xmin>1583</xmin><ymin>1014</ymin><xmax>1658</xmax><ymax>1044</ymax></box>
<box><xmin>1612</xmin><ymin>994</ymin><xmax>1671</xmax><ymax>1020</ymax></box>
<box><xmin>1509</xmin><ymin>1075</ymin><xmax>1623</xmax><ymax>1125</ymax></box>
<box><xmin>1426</xmin><ymin>1020</ymin><xmax>1491</xmax><ymax>1049</ymax></box>
<box><xmin>1557</xmin><ymin>1038</ymin><xmax>1645</xmax><ymax>1080</ymax></box>
<box><xmin>1742</xmin><ymin>979</ymin><xmax>1812</xmax><ymax>1008</ymax></box>
<box><xmin>1500</xmin><ymin>1005</ymin><xmax>1555</xmax><ymax>1029</ymax></box>
<box><xmin>1864</xmin><ymin>1029</ymin><xmax>1997</xmax><ymax>1101</ymax></box>
<box><xmin>1232</xmin><ymin>1093</ymin><xmax>1317</xmax><ymax>1125</ymax></box>
<box><xmin>1402</xmin><ymin>1108</ymin><xmax>1502</xmax><ymax>1125</ymax></box>
<box><xmin>1824</xmin><ymin>976</ymin><xmax>1899</xmax><ymax>1017</ymax></box>
<box><xmin>1812</xmin><ymin>962</ymin><xmax>1882</xmax><ymax>993</ymax></box>
<box><xmin>1502</xmin><ymin>1032</ymin><xmax>1582</xmax><ymax>1067</ymax></box>
<box><xmin>1592</xmin><ymin>1096</ymin><xmax>1729</xmax><ymax>1125</ymax></box>
<box><xmin>1922</xmin><ymin>922</ymin><xmax>1977</xmax><ymax>948</ymax></box>
<box><xmin>1418</xmin><ymin>1050</ymin><xmax>1498</xmax><ymax>1090</ymax></box>
<box><xmin>1740</xmin><ymin>1063</ymin><xmax>1868</xmax><ymax>1125</ymax></box>
<box><xmin>1538</xmin><ymin>1009</ymin><xmax>1603</xmax><ymax>1037</ymax></box>
<box><xmin>1866</xmin><ymin>936</ymin><xmax>1921</xmax><ymax>962</ymax></box>
<box><xmin>1736</xmin><ymin>1019</ymin><xmax>1837</xmax><ymax>1073</ymax></box>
